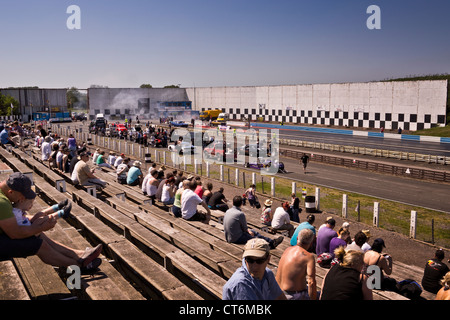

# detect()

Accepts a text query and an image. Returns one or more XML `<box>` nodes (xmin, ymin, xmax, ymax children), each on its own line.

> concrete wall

<box><xmin>185</xmin><ymin>80</ymin><xmax>448</xmax><ymax>131</ymax></box>
<box><xmin>0</xmin><ymin>88</ymin><xmax>68</xmax><ymax>122</ymax></box>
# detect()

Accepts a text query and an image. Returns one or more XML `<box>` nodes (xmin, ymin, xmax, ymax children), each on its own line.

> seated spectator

<box><xmin>364</xmin><ymin>238</ymin><xmax>396</xmax><ymax>291</ymax></box>
<box><xmin>11</xmin><ymin>121</ymin><xmax>24</xmax><ymax>149</ymax></box>
<box><xmin>207</xmin><ymin>187</ymin><xmax>229</xmax><ymax>212</ymax></box>
<box><xmin>172</xmin><ymin>180</ymin><xmax>188</xmax><ymax>218</ymax></box>
<box><xmin>96</xmin><ymin>150</ymin><xmax>112</xmax><ymax>168</ymax></box>
<box><xmin>329</xmin><ymin>227</ymin><xmax>350</xmax><ymax>258</ymax></box>
<box><xmin>245</xmin><ymin>184</ymin><xmax>257</xmax><ymax>208</ymax></box>
<box><xmin>345</xmin><ymin>230</ymin><xmax>368</xmax><ymax>253</ymax></box>
<box><xmin>422</xmin><ymin>249</ymin><xmax>450</xmax><ymax>294</ymax></box>
<box><xmin>180</xmin><ymin>180</ymin><xmax>211</xmax><ymax>223</ymax></box>
<box><xmin>260</xmin><ymin>199</ymin><xmax>273</xmax><ymax>226</ymax></box>
<box><xmin>271</xmin><ymin>202</ymin><xmax>294</xmax><ymax>237</ymax></box>
<box><xmin>222</xmin><ymin>238</ymin><xmax>286</xmax><ymax>300</ymax></box>
<box><xmin>145</xmin><ymin>170</ymin><xmax>160</xmax><ymax>202</ymax></box>
<box><xmin>41</xmin><ymin>136</ymin><xmax>52</xmax><ymax>161</ymax></box>
<box><xmin>127</xmin><ymin>161</ymin><xmax>143</xmax><ymax>186</ymax></box>
<box><xmin>320</xmin><ymin>247</ymin><xmax>373</xmax><ymax>300</ymax></box>
<box><xmin>276</xmin><ymin>229</ymin><xmax>317</xmax><ymax>300</ymax></box>
<box><xmin>13</xmin><ymin>194</ymin><xmax>72</xmax><ymax>227</ymax></box>
<box><xmin>107</xmin><ymin>151</ymin><xmax>116</xmax><ymax>166</ymax></box>
<box><xmin>156</xmin><ymin>172</ymin><xmax>174</xmax><ymax>202</ymax></box>
<box><xmin>290</xmin><ymin>193</ymin><xmax>301</xmax><ymax>223</ymax></box>
<box><xmin>0</xmin><ymin>173</ymin><xmax>102</xmax><ymax>273</ymax></box>
<box><xmin>161</xmin><ymin>176</ymin><xmax>176</xmax><ymax>205</ymax></box>
<box><xmin>141</xmin><ymin>167</ymin><xmax>153</xmax><ymax>194</ymax></box>
<box><xmin>71</xmin><ymin>152</ymin><xmax>106</xmax><ymax>189</ymax></box>
<box><xmin>60</xmin><ymin>148</ymin><xmax>71</xmax><ymax>173</ymax></box>
<box><xmin>194</xmin><ymin>177</ymin><xmax>204</xmax><ymax>198</ymax></box>
<box><xmin>318</xmin><ymin>216</ymin><xmax>333</xmax><ymax>231</ymax></box>
<box><xmin>48</xmin><ymin>143</ymin><xmax>59</xmax><ymax>169</ymax></box>
<box><xmin>174</xmin><ymin>170</ymin><xmax>183</xmax><ymax>188</ymax></box>
<box><xmin>316</xmin><ymin>218</ymin><xmax>337</xmax><ymax>256</ymax></box>
<box><xmin>202</xmin><ymin>182</ymin><xmax>213</xmax><ymax>204</ymax></box>
<box><xmin>116</xmin><ymin>157</ymin><xmax>130</xmax><ymax>184</ymax></box>
<box><xmin>360</xmin><ymin>229</ymin><xmax>372</xmax><ymax>252</ymax></box>
<box><xmin>436</xmin><ymin>272</ymin><xmax>450</xmax><ymax>300</ymax></box>
<box><xmin>67</xmin><ymin>134</ymin><xmax>77</xmax><ymax>157</ymax></box>
<box><xmin>290</xmin><ymin>214</ymin><xmax>316</xmax><ymax>247</ymax></box>
<box><xmin>114</xmin><ymin>153</ymin><xmax>125</xmax><ymax>168</ymax></box>
<box><xmin>223</xmin><ymin>196</ymin><xmax>283</xmax><ymax>249</ymax></box>
<box><xmin>0</xmin><ymin>126</ymin><xmax>15</xmax><ymax>147</ymax></box>
<box><xmin>92</xmin><ymin>148</ymin><xmax>101</xmax><ymax>163</ymax></box>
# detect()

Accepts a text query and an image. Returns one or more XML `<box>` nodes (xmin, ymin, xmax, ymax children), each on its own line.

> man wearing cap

<box><xmin>316</xmin><ymin>218</ymin><xmax>338</xmax><ymax>256</ymax></box>
<box><xmin>222</xmin><ymin>238</ymin><xmax>286</xmax><ymax>300</ymax></box>
<box><xmin>0</xmin><ymin>173</ymin><xmax>102</xmax><ymax>271</ymax></box>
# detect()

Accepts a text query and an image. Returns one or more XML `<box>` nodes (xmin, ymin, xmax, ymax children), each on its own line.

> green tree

<box><xmin>66</xmin><ymin>87</ymin><xmax>80</xmax><ymax>110</ymax></box>
<box><xmin>140</xmin><ymin>84</ymin><xmax>153</xmax><ymax>88</ymax></box>
<box><xmin>0</xmin><ymin>93</ymin><xmax>19</xmax><ymax>116</ymax></box>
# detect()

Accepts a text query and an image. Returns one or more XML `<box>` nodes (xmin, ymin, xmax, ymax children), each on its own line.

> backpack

<box><xmin>396</xmin><ymin>279</ymin><xmax>422</xmax><ymax>300</ymax></box>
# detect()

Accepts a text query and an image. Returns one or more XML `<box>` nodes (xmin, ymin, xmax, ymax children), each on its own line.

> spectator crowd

<box><xmin>1</xmin><ymin>119</ymin><xmax>448</xmax><ymax>302</ymax></box>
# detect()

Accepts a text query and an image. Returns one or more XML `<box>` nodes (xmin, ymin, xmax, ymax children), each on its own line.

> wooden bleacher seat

<box><xmin>0</xmin><ymin>260</ymin><xmax>30</xmax><ymax>300</ymax></box>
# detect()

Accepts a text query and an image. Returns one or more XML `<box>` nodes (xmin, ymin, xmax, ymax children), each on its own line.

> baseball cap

<box><xmin>243</xmin><ymin>239</ymin><xmax>270</xmax><ymax>259</ymax></box>
<box><xmin>373</xmin><ymin>238</ymin><xmax>386</xmax><ymax>248</ymax></box>
<box><xmin>6</xmin><ymin>172</ymin><xmax>36</xmax><ymax>199</ymax></box>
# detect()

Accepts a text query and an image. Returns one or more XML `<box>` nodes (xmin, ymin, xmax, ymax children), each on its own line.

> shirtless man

<box><xmin>276</xmin><ymin>228</ymin><xmax>317</xmax><ymax>300</ymax></box>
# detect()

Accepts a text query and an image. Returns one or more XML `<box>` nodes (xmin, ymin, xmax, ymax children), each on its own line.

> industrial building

<box><xmin>88</xmin><ymin>80</ymin><xmax>448</xmax><ymax>131</ymax></box>
<box><xmin>0</xmin><ymin>88</ymin><xmax>68</xmax><ymax>123</ymax></box>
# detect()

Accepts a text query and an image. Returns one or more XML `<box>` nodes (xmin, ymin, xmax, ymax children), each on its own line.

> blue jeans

<box><xmin>236</xmin><ymin>229</ymin><xmax>275</xmax><ymax>248</ymax></box>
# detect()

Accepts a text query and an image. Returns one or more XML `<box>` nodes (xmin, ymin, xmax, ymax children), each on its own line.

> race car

<box><xmin>203</xmin><ymin>141</ymin><xmax>236</xmax><ymax>162</ymax></box>
<box><xmin>168</xmin><ymin>141</ymin><xmax>200</xmax><ymax>155</ymax></box>
<box><xmin>238</xmin><ymin>144</ymin><xmax>271</xmax><ymax>157</ymax></box>
<box><xmin>244</xmin><ymin>158</ymin><xmax>287</xmax><ymax>173</ymax></box>
<box><xmin>169</xmin><ymin>120</ymin><xmax>189</xmax><ymax>128</ymax></box>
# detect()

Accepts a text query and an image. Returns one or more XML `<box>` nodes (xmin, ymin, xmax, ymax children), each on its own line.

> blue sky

<box><xmin>1</xmin><ymin>0</ymin><xmax>449</xmax><ymax>89</ymax></box>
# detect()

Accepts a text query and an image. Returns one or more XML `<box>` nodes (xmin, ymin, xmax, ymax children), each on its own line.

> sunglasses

<box><xmin>245</xmin><ymin>255</ymin><xmax>268</xmax><ymax>265</ymax></box>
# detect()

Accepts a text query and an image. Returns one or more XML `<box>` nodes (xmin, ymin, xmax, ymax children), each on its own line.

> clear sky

<box><xmin>1</xmin><ymin>0</ymin><xmax>449</xmax><ymax>89</ymax></box>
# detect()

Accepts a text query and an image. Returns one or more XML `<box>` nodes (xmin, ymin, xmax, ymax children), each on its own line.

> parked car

<box><xmin>105</xmin><ymin>124</ymin><xmax>118</xmax><ymax>137</ymax></box>
<box><xmin>170</xmin><ymin>120</ymin><xmax>189</xmax><ymax>128</ymax></box>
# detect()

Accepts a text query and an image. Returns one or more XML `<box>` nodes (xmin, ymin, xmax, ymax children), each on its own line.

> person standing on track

<box><xmin>300</xmin><ymin>153</ymin><xmax>309</xmax><ymax>174</ymax></box>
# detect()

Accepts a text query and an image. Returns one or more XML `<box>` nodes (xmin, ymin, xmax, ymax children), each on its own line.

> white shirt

<box><xmin>161</xmin><ymin>184</ymin><xmax>172</xmax><ymax>202</ymax></box>
<box><xmin>108</xmin><ymin>155</ymin><xmax>116</xmax><ymax>165</ymax></box>
<box><xmin>141</xmin><ymin>174</ymin><xmax>151</xmax><ymax>193</ymax></box>
<box><xmin>114</xmin><ymin>156</ymin><xmax>124</xmax><ymax>168</ymax></box>
<box><xmin>271</xmin><ymin>207</ymin><xmax>290</xmax><ymax>229</ymax></box>
<box><xmin>41</xmin><ymin>141</ymin><xmax>51</xmax><ymax>161</ymax></box>
<box><xmin>181</xmin><ymin>189</ymin><xmax>202</xmax><ymax>219</ymax></box>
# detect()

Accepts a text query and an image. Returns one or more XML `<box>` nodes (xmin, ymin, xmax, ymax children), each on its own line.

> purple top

<box><xmin>316</xmin><ymin>227</ymin><xmax>338</xmax><ymax>256</ymax></box>
<box><xmin>68</xmin><ymin>137</ymin><xmax>77</xmax><ymax>148</ymax></box>
<box><xmin>329</xmin><ymin>237</ymin><xmax>347</xmax><ymax>258</ymax></box>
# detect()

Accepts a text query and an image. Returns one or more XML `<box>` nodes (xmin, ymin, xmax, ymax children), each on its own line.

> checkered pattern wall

<box><xmin>206</xmin><ymin>107</ymin><xmax>446</xmax><ymax>131</ymax></box>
